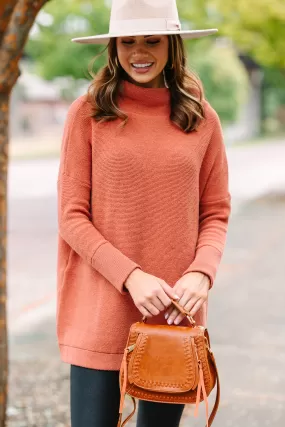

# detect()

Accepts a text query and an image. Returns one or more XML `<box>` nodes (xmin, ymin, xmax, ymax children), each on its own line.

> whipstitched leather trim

<box><xmin>130</xmin><ymin>334</ymin><xmax>197</xmax><ymax>389</ymax></box>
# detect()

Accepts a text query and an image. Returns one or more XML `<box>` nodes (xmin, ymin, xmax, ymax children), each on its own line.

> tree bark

<box><xmin>0</xmin><ymin>91</ymin><xmax>9</xmax><ymax>427</ymax></box>
<box><xmin>0</xmin><ymin>1</ymin><xmax>50</xmax><ymax>424</ymax></box>
<box><xmin>0</xmin><ymin>0</ymin><xmax>50</xmax><ymax>93</ymax></box>
<box><xmin>0</xmin><ymin>1</ymin><xmax>18</xmax><ymax>45</ymax></box>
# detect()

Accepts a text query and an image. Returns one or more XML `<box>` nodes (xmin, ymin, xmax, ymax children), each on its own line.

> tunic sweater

<box><xmin>56</xmin><ymin>79</ymin><xmax>231</xmax><ymax>371</ymax></box>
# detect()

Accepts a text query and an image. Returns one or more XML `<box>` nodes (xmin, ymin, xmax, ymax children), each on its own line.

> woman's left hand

<box><xmin>164</xmin><ymin>272</ymin><xmax>210</xmax><ymax>325</ymax></box>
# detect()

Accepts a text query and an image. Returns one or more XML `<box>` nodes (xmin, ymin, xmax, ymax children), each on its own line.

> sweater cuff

<box><xmin>91</xmin><ymin>242</ymin><xmax>142</xmax><ymax>295</ymax></box>
<box><xmin>182</xmin><ymin>245</ymin><xmax>222</xmax><ymax>289</ymax></box>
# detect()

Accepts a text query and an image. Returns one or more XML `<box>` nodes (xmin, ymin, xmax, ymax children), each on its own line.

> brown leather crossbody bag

<box><xmin>117</xmin><ymin>299</ymin><xmax>220</xmax><ymax>427</ymax></box>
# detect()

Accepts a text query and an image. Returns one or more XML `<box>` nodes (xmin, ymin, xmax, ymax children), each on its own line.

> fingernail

<box><xmin>174</xmin><ymin>295</ymin><xmax>180</xmax><ymax>300</ymax></box>
<box><xmin>167</xmin><ymin>318</ymin><xmax>173</xmax><ymax>325</ymax></box>
<box><xmin>174</xmin><ymin>319</ymin><xmax>179</xmax><ymax>325</ymax></box>
<box><xmin>165</xmin><ymin>313</ymin><xmax>169</xmax><ymax>319</ymax></box>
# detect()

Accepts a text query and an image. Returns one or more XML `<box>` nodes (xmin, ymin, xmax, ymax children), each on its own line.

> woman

<box><xmin>56</xmin><ymin>1</ymin><xmax>231</xmax><ymax>426</ymax></box>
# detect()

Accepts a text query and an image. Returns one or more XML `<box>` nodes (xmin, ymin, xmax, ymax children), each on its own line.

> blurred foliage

<box><xmin>187</xmin><ymin>41</ymin><xmax>248</xmax><ymax>123</ymax></box>
<box><xmin>26</xmin><ymin>0</ymin><xmax>109</xmax><ymax>80</ymax></box>
<box><xmin>179</xmin><ymin>0</ymin><xmax>285</xmax><ymax>69</ymax></box>
<box><xmin>27</xmin><ymin>0</ymin><xmax>285</xmax><ymax>75</ymax></box>
<box><xmin>25</xmin><ymin>0</ymin><xmax>284</xmax><ymax>126</ymax></box>
<box><xmin>263</xmin><ymin>68</ymin><xmax>285</xmax><ymax>131</ymax></box>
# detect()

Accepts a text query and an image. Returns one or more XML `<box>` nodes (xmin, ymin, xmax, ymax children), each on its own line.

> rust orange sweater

<box><xmin>56</xmin><ymin>79</ymin><xmax>231</xmax><ymax>370</ymax></box>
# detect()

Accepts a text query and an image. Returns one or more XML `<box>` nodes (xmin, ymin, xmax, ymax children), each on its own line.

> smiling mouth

<box><xmin>131</xmin><ymin>62</ymin><xmax>154</xmax><ymax>69</ymax></box>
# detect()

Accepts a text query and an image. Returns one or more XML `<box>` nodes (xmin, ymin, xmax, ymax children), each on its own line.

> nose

<box><xmin>131</xmin><ymin>45</ymin><xmax>151</xmax><ymax>60</ymax></box>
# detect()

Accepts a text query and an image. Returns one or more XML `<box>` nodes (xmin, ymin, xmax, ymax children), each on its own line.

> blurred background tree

<box><xmin>26</xmin><ymin>0</ymin><xmax>285</xmax><ymax>132</ymax></box>
<box><xmin>26</xmin><ymin>0</ymin><xmax>109</xmax><ymax>80</ymax></box>
<box><xmin>179</xmin><ymin>0</ymin><xmax>285</xmax><ymax>68</ymax></box>
<box><xmin>26</xmin><ymin>0</ymin><xmax>250</xmax><ymax>123</ymax></box>
<box><xmin>179</xmin><ymin>0</ymin><xmax>285</xmax><ymax>133</ymax></box>
<box><xmin>187</xmin><ymin>40</ymin><xmax>248</xmax><ymax>123</ymax></box>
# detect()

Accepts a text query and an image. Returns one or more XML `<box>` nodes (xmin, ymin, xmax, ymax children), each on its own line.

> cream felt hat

<box><xmin>71</xmin><ymin>0</ymin><xmax>218</xmax><ymax>45</ymax></box>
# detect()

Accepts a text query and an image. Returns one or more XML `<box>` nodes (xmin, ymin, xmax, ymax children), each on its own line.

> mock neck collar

<box><xmin>119</xmin><ymin>79</ymin><xmax>171</xmax><ymax>115</ymax></box>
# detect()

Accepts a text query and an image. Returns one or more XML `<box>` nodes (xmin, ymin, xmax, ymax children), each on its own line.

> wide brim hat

<box><xmin>72</xmin><ymin>0</ymin><xmax>218</xmax><ymax>45</ymax></box>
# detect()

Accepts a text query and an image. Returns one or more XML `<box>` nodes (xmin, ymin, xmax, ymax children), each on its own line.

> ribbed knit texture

<box><xmin>56</xmin><ymin>79</ymin><xmax>231</xmax><ymax>370</ymax></box>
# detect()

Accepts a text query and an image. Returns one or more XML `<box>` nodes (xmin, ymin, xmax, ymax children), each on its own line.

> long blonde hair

<box><xmin>87</xmin><ymin>35</ymin><xmax>205</xmax><ymax>133</ymax></box>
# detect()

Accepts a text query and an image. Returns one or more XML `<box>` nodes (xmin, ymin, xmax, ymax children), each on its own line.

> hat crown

<box><xmin>109</xmin><ymin>0</ymin><xmax>181</xmax><ymax>34</ymax></box>
<box><xmin>71</xmin><ymin>0</ymin><xmax>218</xmax><ymax>44</ymax></box>
<box><xmin>111</xmin><ymin>0</ymin><xmax>179</xmax><ymax>21</ymax></box>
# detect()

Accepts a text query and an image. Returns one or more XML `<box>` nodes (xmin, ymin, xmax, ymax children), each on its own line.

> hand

<box><xmin>164</xmin><ymin>272</ymin><xmax>210</xmax><ymax>325</ymax></box>
<box><xmin>124</xmin><ymin>268</ymin><xmax>180</xmax><ymax>318</ymax></box>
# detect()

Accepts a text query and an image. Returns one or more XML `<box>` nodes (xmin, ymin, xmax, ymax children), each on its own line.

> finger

<box><xmin>188</xmin><ymin>298</ymin><xmax>205</xmax><ymax>317</ymax></box>
<box><xmin>153</xmin><ymin>296</ymin><xmax>166</xmax><ymax>312</ymax></box>
<box><xmin>164</xmin><ymin>306</ymin><xmax>176</xmax><ymax>320</ymax></box>
<box><xmin>166</xmin><ymin>290</ymin><xmax>188</xmax><ymax>324</ymax></box>
<box><xmin>173</xmin><ymin>313</ymin><xmax>185</xmax><ymax>325</ymax></box>
<box><xmin>172</xmin><ymin>293</ymin><xmax>197</xmax><ymax>325</ymax></box>
<box><xmin>164</xmin><ymin>285</ymin><xmax>184</xmax><ymax>317</ymax></box>
<box><xmin>174</xmin><ymin>299</ymin><xmax>202</xmax><ymax>325</ymax></box>
<box><xmin>160</xmin><ymin>281</ymin><xmax>180</xmax><ymax>301</ymax></box>
<box><xmin>166</xmin><ymin>307</ymin><xmax>180</xmax><ymax>325</ymax></box>
<box><xmin>157</xmin><ymin>288</ymin><xmax>172</xmax><ymax>309</ymax></box>
<box><xmin>176</xmin><ymin>291</ymin><xmax>191</xmax><ymax>308</ymax></box>
<box><xmin>139</xmin><ymin>305</ymin><xmax>153</xmax><ymax>318</ymax></box>
<box><xmin>144</xmin><ymin>302</ymin><xmax>160</xmax><ymax>317</ymax></box>
<box><xmin>169</xmin><ymin>292</ymin><xmax>190</xmax><ymax>324</ymax></box>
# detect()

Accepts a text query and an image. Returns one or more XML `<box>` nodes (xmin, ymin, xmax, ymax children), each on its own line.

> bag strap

<box><xmin>207</xmin><ymin>350</ymin><xmax>220</xmax><ymax>427</ymax></box>
<box><xmin>117</xmin><ymin>347</ymin><xmax>137</xmax><ymax>427</ymax></box>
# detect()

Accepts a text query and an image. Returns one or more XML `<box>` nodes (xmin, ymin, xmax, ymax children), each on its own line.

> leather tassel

<box><xmin>194</xmin><ymin>361</ymin><xmax>209</xmax><ymax>427</ymax></box>
<box><xmin>118</xmin><ymin>348</ymin><xmax>128</xmax><ymax>424</ymax></box>
<box><xmin>194</xmin><ymin>362</ymin><xmax>203</xmax><ymax>417</ymax></box>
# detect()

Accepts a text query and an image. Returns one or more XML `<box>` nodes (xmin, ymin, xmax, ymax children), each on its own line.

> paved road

<box><xmin>227</xmin><ymin>140</ymin><xmax>285</xmax><ymax>211</ymax></box>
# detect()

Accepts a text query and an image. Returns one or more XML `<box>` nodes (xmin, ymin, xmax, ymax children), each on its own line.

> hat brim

<box><xmin>71</xmin><ymin>29</ymin><xmax>218</xmax><ymax>45</ymax></box>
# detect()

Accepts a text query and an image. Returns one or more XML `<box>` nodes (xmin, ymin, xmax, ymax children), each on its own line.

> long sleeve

<box><xmin>182</xmin><ymin>107</ymin><xmax>231</xmax><ymax>288</ymax></box>
<box><xmin>57</xmin><ymin>96</ymin><xmax>142</xmax><ymax>294</ymax></box>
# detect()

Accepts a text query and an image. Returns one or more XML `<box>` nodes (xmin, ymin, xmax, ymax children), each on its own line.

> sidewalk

<box><xmin>9</xmin><ymin>133</ymin><xmax>61</xmax><ymax>161</ymax></box>
<box><xmin>7</xmin><ymin>191</ymin><xmax>285</xmax><ymax>426</ymax></box>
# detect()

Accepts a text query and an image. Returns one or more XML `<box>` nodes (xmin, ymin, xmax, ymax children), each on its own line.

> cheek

<box><xmin>154</xmin><ymin>40</ymin><xmax>169</xmax><ymax>63</ymax></box>
<box><xmin>117</xmin><ymin>47</ymin><xmax>130</xmax><ymax>67</ymax></box>
<box><xmin>156</xmin><ymin>46</ymin><xmax>169</xmax><ymax>67</ymax></box>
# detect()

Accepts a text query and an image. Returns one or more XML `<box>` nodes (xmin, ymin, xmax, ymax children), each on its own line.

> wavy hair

<box><xmin>87</xmin><ymin>35</ymin><xmax>205</xmax><ymax>133</ymax></box>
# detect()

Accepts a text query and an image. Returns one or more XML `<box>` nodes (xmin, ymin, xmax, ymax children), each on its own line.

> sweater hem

<box><xmin>59</xmin><ymin>344</ymin><xmax>123</xmax><ymax>371</ymax></box>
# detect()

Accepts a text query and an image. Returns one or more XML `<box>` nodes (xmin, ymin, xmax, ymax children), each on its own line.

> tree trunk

<box><xmin>0</xmin><ymin>91</ymin><xmax>9</xmax><ymax>426</ymax></box>
<box><xmin>0</xmin><ymin>1</ymin><xmax>50</xmax><ymax>424</ymax></box>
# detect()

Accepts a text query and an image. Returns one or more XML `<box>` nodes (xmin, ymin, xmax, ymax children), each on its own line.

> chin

<box><xmin>128</xmin><ymin>71</ymin><xmax>161</xmax><ymax>87</ymax></box>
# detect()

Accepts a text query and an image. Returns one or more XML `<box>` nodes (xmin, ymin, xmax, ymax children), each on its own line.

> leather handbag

<box><xmin>117</xmin><ymin>299</ymin><xmax>220</xmax><ymax>427</ymax></box>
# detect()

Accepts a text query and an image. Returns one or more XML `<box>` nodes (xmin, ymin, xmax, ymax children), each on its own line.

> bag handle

<box><xmin>142</xmin><ymin>298</ymin><xmax>196</xmax><ymax>326</ymax></box>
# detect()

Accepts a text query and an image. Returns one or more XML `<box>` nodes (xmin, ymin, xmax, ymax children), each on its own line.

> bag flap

<box><xmin>128</xmin><ymin>325</ymin><xmax>199</xmax><ymax>393</ymax></box>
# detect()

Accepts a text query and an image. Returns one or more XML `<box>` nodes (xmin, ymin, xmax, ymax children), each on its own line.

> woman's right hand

<box><xmin>124</xmin><ymin>268</ymin><xmax>179</xmax><ymax>318</ymax></box>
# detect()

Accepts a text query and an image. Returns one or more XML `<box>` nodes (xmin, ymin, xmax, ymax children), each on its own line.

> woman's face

<box><xmin>116</xmin><ymin>35</ymin><xmax>169</xmax><ymax>88</ymax></box>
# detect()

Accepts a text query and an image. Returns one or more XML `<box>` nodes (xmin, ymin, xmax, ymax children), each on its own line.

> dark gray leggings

<box><xmin>70</xmin><ymin>365</ymin><xmax>185</xmax><ymax>427</ymax></box>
